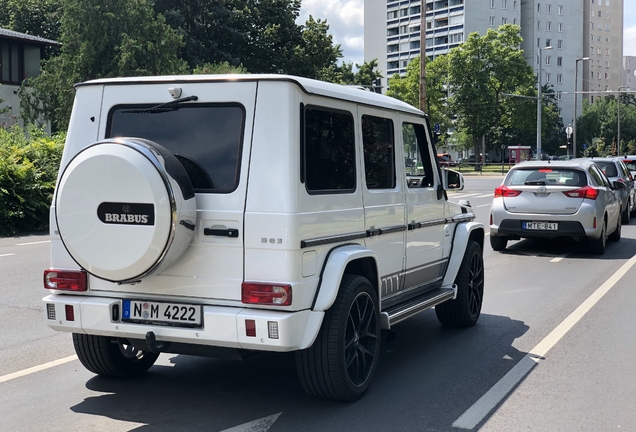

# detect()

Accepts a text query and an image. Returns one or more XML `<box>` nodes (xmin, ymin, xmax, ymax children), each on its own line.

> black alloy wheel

<box><xmin>344</xmin><ymin>291</ymin><xmax>379</xmax><ymax>387</ymax></box>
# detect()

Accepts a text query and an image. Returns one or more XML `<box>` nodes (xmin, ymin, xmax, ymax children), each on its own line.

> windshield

<box><xmin>506</xmin><ymin>168</ymin><xmax>587</xmax><ymax>187</ymax></box>
<box><xmin>108</xmin><ymin>104</ymin><xmax>245</xmax><ymax>193</ymax></box>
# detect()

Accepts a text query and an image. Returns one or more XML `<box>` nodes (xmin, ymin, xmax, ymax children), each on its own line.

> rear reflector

<box><xmin>246</xmin><ymin>319</ymin><xmax>256</xmax><ymax>337</ymax></box>
<box><xmin>65</xmin><ymin>305</ymin><xmax>75</xmax><ymax>321</ymax></box>
<box><xmin>268</xmin><ymin>321</ymin><xmax>279</xmax><ymax>339</ymax></box>
<box><xmin>242</xmin><ymin>283</ymin><xmax>292</xmax><ymax>306</ymax></box>
<box><xmin>44</xmin><ymin>269</ymin><xmax>87</xmax><ymax>291</ymax></box>
<box><xmin>494</xmin><ymin>185</ymin><xmax>522</xmax><ymax>198</ymax></box>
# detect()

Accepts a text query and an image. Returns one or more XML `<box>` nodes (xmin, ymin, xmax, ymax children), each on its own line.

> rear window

<box><xmin>623</xmin><ymin>160</ymin><xmax>636</xmax><ymax>172</ymax></box>
<box><xmin>506</xmin><ymin>168</ymin><xmax>587</xmax><ymax>187</ymax></box>
<box><xmin>108</xmin><ymin>104</ymin><xmax>245</xmax><ymax>193</ymax></box>
<box><xmin>594</xmin><ymin>161</ymin><xmax>618</xmax><ymax>178</ymax></box>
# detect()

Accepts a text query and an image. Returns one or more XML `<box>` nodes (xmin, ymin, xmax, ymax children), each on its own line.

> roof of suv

<box><xmin>75</xmin><ymin>74</ymin><xmax>425</xmax><ymax>117</ymax></box>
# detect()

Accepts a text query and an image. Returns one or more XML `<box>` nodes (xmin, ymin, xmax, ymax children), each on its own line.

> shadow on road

<box><xmin>498</xmin><ymin>236</ymin><xmax>636</xmax><ymax>260</ymax></box>
<box><xmin>71</xmin><ymin>312</ymin><xmax>530</xmax><ymax>431</ymax></box>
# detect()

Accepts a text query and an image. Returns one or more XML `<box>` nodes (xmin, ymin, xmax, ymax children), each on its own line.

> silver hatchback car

<box><xmin>489</xmin><ymin>160</ymin><xmax>624</xmax><ymax>254</ymax></box>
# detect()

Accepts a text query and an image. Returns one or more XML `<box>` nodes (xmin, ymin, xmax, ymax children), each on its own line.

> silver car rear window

<box><xmin>506</xmin><ymin>168</ymin><xmax>587</xmax><ymax>187</ymax></box>
<box><xmin>594</xmin><ymin>162</ymin><xmax>618</xmax><ymax>178</ymax></box>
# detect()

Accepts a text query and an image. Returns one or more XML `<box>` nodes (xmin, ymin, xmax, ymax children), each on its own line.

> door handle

<box><xmin>204</xmin><ymin>228</ymin><xmax>239</xmax><ymax>238</ymax></box>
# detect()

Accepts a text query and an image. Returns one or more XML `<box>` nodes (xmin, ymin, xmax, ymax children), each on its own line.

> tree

<box><xmin>386</xmin><ymin>55</ymin><xmax>452</xmax><ymax>142</ymax></box>
<box><xmin>20</xmin><ymin>0</ymin><xmax>187</xmax><ymax>132</ymax></box>
<box><xmin>291</xmin><ymin>16</ymin><xmax>342</xmax><ymax>79</ymax></box>
<box><xmin>577</xmin><ymin>95</ymin><xmax>636</xmax><ymax>154</ymax></box>
<box><xmin>192</xmin><ymin>62</ymin><xmax>248</xmax><ymax>75</ymax></box>
<box><xmin>446</xmin><ymin>24</ymin><xmax>535</xmax><ymax>168</ymax></box>
<box><xmin>0</xmin><ymin>0</ymin><xmax>62</xmax><ymax>58</ymax></box>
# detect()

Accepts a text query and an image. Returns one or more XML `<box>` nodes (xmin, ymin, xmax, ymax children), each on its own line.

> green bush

<box><xmin>0</xmin><ymin>125</ymin><xmax>65</xmax><ymax>236</ymax></box>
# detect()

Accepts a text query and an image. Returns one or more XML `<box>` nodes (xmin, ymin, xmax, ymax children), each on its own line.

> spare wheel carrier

<box><xmin>55</xmin><ymin>138</ymin><xmax>197</xmax><ymax>284</ymax></box>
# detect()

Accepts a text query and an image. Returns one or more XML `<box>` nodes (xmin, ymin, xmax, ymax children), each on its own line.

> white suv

<box><xmin>43</xmin><ymin>75</ymin><xmax>485</xmax><ymax>401</ymax></box>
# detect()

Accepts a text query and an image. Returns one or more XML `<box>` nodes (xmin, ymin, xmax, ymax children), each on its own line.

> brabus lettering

<box><xmin>97</xmin><ymin>202</ymin><xmax>155</xmax><ymax>226</ymax></box>
<box><xmin>112</xmin><ymin>214</ymin><xmax>120</xmax><ymax>222</ymax></box>
<box><xmin>105</xmin><ymin>214</ymin><xmax>112</xmax><ymax>222</ymax></box>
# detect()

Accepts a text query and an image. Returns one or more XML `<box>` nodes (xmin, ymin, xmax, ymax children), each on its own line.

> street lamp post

<box><xmin>537</xmin><ymin>46</ymin><xmax>552</xmax><ymax>160</ymax></box>
<box><xmin>618</xmin><ymin>86</ymin><xmax>630</xmax><ymax>155</ymax></box>
<box><xmin>566</xmin><ymin>124</ymin><xmax>573</xmax><ymax>158</ymax></box>
<box><xmin>573</xmin><ymin>57</ymin><xmax>590</xmax><ymax>158</ymax></box>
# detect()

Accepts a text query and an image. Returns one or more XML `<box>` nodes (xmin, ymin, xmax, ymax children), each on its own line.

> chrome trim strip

<box><xmin>387</xmin><ymin>289</ymin><xmax>455</xmax><ymax>325</ymax></box>
<box><xmin>378</xmin><ymin>225</ymin><xmax>407</xmax><ymax>235</ymax></box>
<box><xmin>301</xmin><ymin>232</ymin><xmax>367</xmax><ymax>248</ymax></box>
<box><xmin>452</xmin><ymin>213</ymin><xmax>476</xmax><ymax>223</ymax></box>
<box><xmin>408</xmin><ymin>218</ymin><xmax>448</xmax><ymax>230</ymax></box>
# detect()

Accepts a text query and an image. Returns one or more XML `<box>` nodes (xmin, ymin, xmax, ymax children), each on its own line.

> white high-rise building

<box><xmin>624</xmin><ymin>57</ymin><xmax>636</xmax><ymax>89</ymax></box>
<box><xmin>364</xmin><ymin>0</ymin><xmax>623</xmax><ymax>129</ymax></box>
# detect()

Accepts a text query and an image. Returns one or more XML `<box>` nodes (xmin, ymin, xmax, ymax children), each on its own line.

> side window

<box><xmin>588</xmin><ymin>167</ymin><xmax>602</xmax><ymax>187</ymax></box>
<box><xmin>303</xmin><ymin>106</ymin><xmax>356</xmax><ymax>193</ymax></box>
<box><xmin>403</xmin><ymin>122</ymin><xmax>435</xmax><ymax>188</ymax></box>
<box><xmin>592</xmin><ymin>166</ymin><xmax>609</xmax><ymax>187</ymax></box>
<box><xmin>362</xmin><ymin>115</ymin><xmax>396</xmax><ymax>189</ymax></box>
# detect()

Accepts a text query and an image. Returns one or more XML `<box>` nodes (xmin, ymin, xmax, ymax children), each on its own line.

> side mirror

<box><xmin>442</xmin><ymin>168</ymin><xmax>464</xmax><ymax>191</ymax></box>
<box><xmin>613</xmin><ymin>181</ymin><xmax>626</xmax><ymax>190</ymax></box>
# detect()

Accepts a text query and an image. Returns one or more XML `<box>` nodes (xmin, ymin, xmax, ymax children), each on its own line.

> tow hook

<box><xmin>145</xmin><ymin>331</ymin><xmax>171</xmax><ymax>353</ymax></box>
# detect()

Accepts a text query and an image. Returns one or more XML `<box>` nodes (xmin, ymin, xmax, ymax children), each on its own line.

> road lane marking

<box><xmin>550</xmin><ymin>253</ymin><xmax>569</xmax><ymax>263</ymax></box>
<box><xmin>0</xmin><ymin>355</ymin><xmax>78</xmax><ymax>384</ymax></box>
<box><xmin>0</xmin><ymin>253</ymin><xmax>15</xmax><ymax>257</ymax></box>
<box><xmin>221</xmin><ymin>413</ymin><xmax>282</xmax><ymax>432</ymax></box>
<box><xmin>452</xmin><ymin>253</ymin><xmax>636</xmax><ymax>429</ymax></box>
<box><xmin>16</xmin><ymin>240</ymin><xmax>50</xmax><ymax>246</ymax></box>
<box><xmin>451</xmin><ymin>193</ymin><xmax>480</xmax><ymax>198</ymax></box>
<box><xmin>476</xmin><ymin>204</ymin><xmax>491</xmax><ymax>208</ymax></box>
<box><xmin>476</xmin><ymin>194</ymin><xmax>494</xmax><ymax>198</ymax></box>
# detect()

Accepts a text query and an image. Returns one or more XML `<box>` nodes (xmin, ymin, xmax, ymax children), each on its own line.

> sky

<box><xmin>300</xmin><ymin>0</ymin><xmax>636</xmax><ymax>65</ymax></box>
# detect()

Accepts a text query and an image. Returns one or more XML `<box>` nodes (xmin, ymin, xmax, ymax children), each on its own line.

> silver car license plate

<box><xmin>523</xmin><ymin>222</ymin><xmax>558</xmax><ymax>230</ymax></box>
<box><xmin>122</xmin><ymin>300</ymin><xmax>202</xmax><ymax>327</ymax></box>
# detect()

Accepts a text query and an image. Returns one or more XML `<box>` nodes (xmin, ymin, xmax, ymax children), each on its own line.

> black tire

<box><xmin>490</xmin><ymin>235</ymin><xmax>508</xmax><ymax>251</ymax></box>
<box><xmin>73</xmin><ymin>333</ymin><xmax>159</xmax><ymax>378</ymax></box>
<box><xmin>295</xmin><ymin>274</ymin><xmax>380</xmax><ymax>402</ymax></box>
<box><xmin>589</xmin><ymin>219</ymin><xmax>607</xmax><ymax>255</ymax></box>
<box><xmin>436</xmin><ymin>241</ymin><xmax>484</xmax><ymax>328</ymax></box>
<box><xmin>609</xmin><ymin>215</ymin><xmax>621</xmax><ymax>242</ymax></box>
<box><xmin>622</xmin><ymin>204</ymin><xmax>630</xmax><ymax>224</ymax></box>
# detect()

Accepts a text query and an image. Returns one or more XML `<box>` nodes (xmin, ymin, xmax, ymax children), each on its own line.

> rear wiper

<box><xmin>121</xmin><ymin>95</ymin><xmax>199</xmax><ymax>114</ymax></box>
<box><xmin>524</xmin><ymin>180</ymin><xmax>546</xmax><ymax>185</ymax></box>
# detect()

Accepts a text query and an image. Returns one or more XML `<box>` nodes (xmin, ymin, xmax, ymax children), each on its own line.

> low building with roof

<box><xmin>0</xmin><ymin>27</ymin><xmax>60</xmax><ymax>128</ymax></box>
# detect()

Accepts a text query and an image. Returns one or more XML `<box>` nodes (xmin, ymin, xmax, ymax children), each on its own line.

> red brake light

<box><xmin>44</xmin><ymin>269</ymin><xmax>87</xmax><ymax>291</ymax></box>
<box><xmin>494</xmin><ymin>185</ymin><xmax>522</xmax><ymax>198</ymax></box>
<box><xmin>539</xmin><ymin>169</ymin><xmax>553</xmax><ymax>173</ymax></box>
<box><xmin>563</xmin><ymin>185</ymin><xmax>599</xmax><ymax>200</ymax></box>
<box><xmin>242</xmin><ymin>283</ymin><xmax>292</xmax><ymax>306</ymax></box>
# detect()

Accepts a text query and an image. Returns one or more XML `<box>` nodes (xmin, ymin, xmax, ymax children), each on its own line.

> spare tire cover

<box><xmin>55</xmin><ymin>138</ymin><xmax>197</xmax><ymax>283</ymax></box>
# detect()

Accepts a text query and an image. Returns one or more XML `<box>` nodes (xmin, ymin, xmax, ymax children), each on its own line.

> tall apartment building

<box><xmin>624</xmin><ymin>56</ymin><xmax>636</xmax><ymax>88</ymax></box>
<box><xmin>520</xmin><ymin>1</ymin><xmax>584</xmax><ymax>127</ymax></box>
<box><xmin>583</xmin><ymin>0</ymin><xmax>625</xmax><ymax>103</ymax></box>
<box><xmin>364</xmin><ymin>0</ymin><xmax>623</xmax><ymax>130</ymax></box>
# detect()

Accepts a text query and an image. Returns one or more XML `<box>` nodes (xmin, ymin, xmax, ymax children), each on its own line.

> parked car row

<box><xmin>489</xmin><ymin>157</ymin><xmax>635</xmax><ymax>255</ymax></box>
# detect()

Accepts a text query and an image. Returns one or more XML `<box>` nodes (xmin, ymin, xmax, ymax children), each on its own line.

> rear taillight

<box><xmin>242</xmin><ymin>283</ymin><xmax>292</xmax><ymax>306</ymax></box>
<box><xmin>494</xmin><ymin>185</ymin><xmax>522</xmax><ymax>198</ymax></box>
<box><xmin>563</xmin><ymin>185</ymin><xmax>599</xmax><ymax>200</ymax></box>
<box><xmin>44</xmin><ymin>269</ymin><xmax>87</xmax><ymax>291</ymax></box>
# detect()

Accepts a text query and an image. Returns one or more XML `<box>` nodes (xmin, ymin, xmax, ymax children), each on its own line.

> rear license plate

<box><xmin>523</xmin><ymin>221</ymin><xmax>558</xmax><ymax>230</ymax></box>
<box><xmin>122</xmin><ymin>300</ymin><xmax>202</xmax><ymax>327</ymax></box>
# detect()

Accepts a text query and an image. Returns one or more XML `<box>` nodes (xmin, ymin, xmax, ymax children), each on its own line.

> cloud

<box><xmin>626</xmin><ymin>26</ymin><xmax>636</xmax><ymax>57</ymax></box>
<box><xmin>299</xmin><ymin>0</ymin><xmax>364</xmax><ymax>65</ymax></box>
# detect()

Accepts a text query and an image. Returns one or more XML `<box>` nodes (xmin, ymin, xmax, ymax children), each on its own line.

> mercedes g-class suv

<box><xmin>43</xmin><ymin>75</ymin><xmax>485</xmax><ymax>401</ymax></box>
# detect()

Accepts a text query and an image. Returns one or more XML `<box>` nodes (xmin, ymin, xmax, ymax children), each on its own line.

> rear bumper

<box><xmin>493</xmin><ymin>219</ymin><xmax>587</xmax><ymax>238</ymax></box>
<box><xmin>43</xmin><ymin>295</ymin><xmax>324</xmax><ymax>352</ymax></box>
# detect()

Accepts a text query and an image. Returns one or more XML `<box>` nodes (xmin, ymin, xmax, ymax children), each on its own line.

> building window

<box><xmin>545</xmin><ymin>38</ymin><xmax>551</xmax><ymax>47</ymax></box>
<box><xmin>450</xmin><ymin>33</ymin><xmax>463</xmax><ymax>43</ymax></box>
<box><xmin>0</xmin><ymin>43</ymin><xmax>25</xmax><ymax>85</ymax></box>
<box><xmin>401</xmin><ymin>60</ymin><xmax>409</xmax><ymax>68</ymax></box>
<box><xmin>606</xmin><ymin>0</ymin><xmax>610</xmax><ymax>5</ymax></box>
<box><xmin>546</xmin><ymin>21</ymin><xmax>551</xmax><ymax>31</ymax></box>
<box><xmin>598</xmin><ymin>36</ymin><xmax>601</xmax><ymax>42</ymax></box>
<box><xmin>547</xmin><ymin>4</ymin><xmax>551</xmax><ymax>14</ymax></box>
<box><xmin>409</xmin><ymin>5</ymin><xmax>421</xmax><ymax>14</ymax></box>
<box><xmin>605</xmin><ymin>48</ymin><xmax>609</xmax><ymax>55</ymax></box>
<box><xmin>537</xmin><ymin>38</ymin><xmax>541</xmax><ymax>47</ymax></box>
<box><xmin>387</xmin><ymin>27</ymin><xmax>399</xmax><ymax>36</ymax></box>
<box><xmin>597</xmin><ymin>23</ymin><xmax>602</xmax><ymax>30</ymax></box>
<box><xmin>490</xmin><ymin>16</ymin><xmax>495</xmax><ymax>26</ymax></box>
<box><xmin>556</xmin><ymin>91</ymin><xmax>562</xmax><ymax>100</ymax></box>
<box><xmin>597</xmin><ymin>48</ymin><xmax>601</xmax><ymax>54</ymax></box>
<box><xmin>605</xmin><ymin>85</ymin><xmax>609</xmax><ymax>91</ymax></box>
<box><xmin>598</xmin><ymin>72</ymin><xmax>601</xmax><ymax>79</ymax></box>
<box><xmin>400</xmin><ymin>8</ymin><xmax>408</xmax><ymax>17</ymax></box>
<box><xmin>490</xmin><ymin>0</ymin><xmax>495</xmax><ymax>8</ymax></box>
<box><xmin>558</xmin><ymin>23</ymin><xmax>563</xmax><ymax>32</ymax></box>
<box><xmin>388</xmin><ymin>61</ymin><xmax>399</xmax><ymax>70</ymax></box>
<box><xmin>387</xmin><ymin>44</ymin><xmax>398</xmax><ymax>53</ymax></box>
<box><xmin>502</xmin><ymin>17</ymin><xmax>507</xmax><ymax>24</ymax></box>
<box><xmin>502</xmin><ymin>0</ymin><xmax>507</xmax><ymax>9</ymax></box>
<box><xmin>410</xmin><ymin>40</ymin><xmax>420</xmax><ymax>49</ymax></box>
<box><xmin>537</xmin><ymin>3</ymin><xmax>541</xmax><ymax>13</ymax></box>
<box><xmin>513</xmin><ymin>18</ymin><xmax>517</xmax><ymax>24</ymax></box>
<box><xmin>598</xmin><ymin>10</ymin><xmax>602</xmax><ymax>17</ymax></box>
<box><xmin>514</xmin><ymin>1</ymin><xmax>517</xmax><ymax>10</ymax></box>
<box><xmin>546</xmin><ymin>73</ymin><xmax>551</xmax><ymax>82</ymax></box>
<box><xmin>605</xmin><ymin>24</ymin><xmax>610</xmax><ymax>31</ymax></box>
<box><xmin>426</xmin><ymin>21</ymin><xmax>432</xmax><ymax>29</ymax></box>
<box><xmin>606</xmin><ymin>12</ymin><xmax>610</xmax><ymax>19</ymax></box>
<box><xmin>387</xmin><ymin>10</ymin><xmax>398</xmax><ymax>19</ymax></box>
<box><xmin>557</xmin><ymin>74</ymin><xmax>562</xmax><ymax>83</ymax></box>
<box><xmin>606</xmin><ymin>37</ymin><xmax>610</xmax><ymax>43</ymax></box>
<box><xmin>607</xmin><ymin>62</ymin><xmax>611</xmax><ymax>68</ymax></box>
<box><xmin>558</xmin><ymin>5</ymin><xmax>563</xmax><ymax>15</ymax></box>
<box><xmin>557</xmin><ymin>57</ymin><xmax>562</xmax><ymax>66</ymax></box>
<box><xmin>558</xmin><ymin>40</ymin><xmax>563</xmax><ymax>48</ymax></box>
<box><xmin>545</xmin><ymin>56</ymin><xmax>551</xmax><ymax>66</ymax></box>
<box><xmin>538</xmin><ymin>21</ymin><xmax>541</xmax><ymax>30</ymax></box>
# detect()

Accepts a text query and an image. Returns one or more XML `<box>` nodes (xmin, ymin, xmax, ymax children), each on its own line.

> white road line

<box><xmin>476</xmin><ymin>193</ymin><xmax>494</xmax><ymax>198</ymax></box>
<box><xmin>15</xmin><ymin>240</ymin><xmax>50</xmax><ymax>246</ymax></box>
<box><xmin>0</xmin><ymin>253</ymin><xmax>15</xmax><ymax>257</ymax></box>
<box><xmin>0</xmin><ymin>355</ymin><xmax>78</xmax><ymax>384</ymax></box>
<box><xmin>451</xmin><ymin>193</ymin><xmax>481</xmax><ymax>198</ymax></box>
<box><xmin>476</xmin><ymin>203</ymin><xmax>491</xmax><ymax>208</ymax></box>
<box><xmin>452</xmin><ymin>253</ymin><xmax>636</xmax><ymax>429</ymax></box>
<box><xmin>550</xmin><ymin>254</ymin><xmax>568</xmax><ymax>263</ymax></box>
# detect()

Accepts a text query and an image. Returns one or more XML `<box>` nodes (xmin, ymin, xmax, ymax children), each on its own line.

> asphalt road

<box><xmin>2</xmin><ymin>176</ymin><xmax>636</xmax><ymax>431</ymax></box>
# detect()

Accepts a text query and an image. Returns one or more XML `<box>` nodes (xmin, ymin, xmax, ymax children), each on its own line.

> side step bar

<box><xmin>380</xmin><ymin>285</ymin><xmax>456</xmax><ymax>329</ymax></box>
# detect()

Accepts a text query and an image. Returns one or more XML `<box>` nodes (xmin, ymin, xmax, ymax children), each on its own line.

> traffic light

<box><xmin>567</xmin><ymin>135</ymin><xmax>572</xmax><ymax>151</ymax></box>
